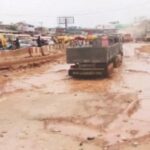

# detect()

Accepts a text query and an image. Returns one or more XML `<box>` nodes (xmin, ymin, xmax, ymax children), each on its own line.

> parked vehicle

<box><xmin>19</xmin><ymin>39</ymin><xmax>36</xmax><ymax>48</ymax></box>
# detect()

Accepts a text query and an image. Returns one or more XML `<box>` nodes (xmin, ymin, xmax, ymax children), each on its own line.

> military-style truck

<box><xmin>66</xmin><ymin>35</ymin><xmax>123</xmax><ymax>77</ymax></box>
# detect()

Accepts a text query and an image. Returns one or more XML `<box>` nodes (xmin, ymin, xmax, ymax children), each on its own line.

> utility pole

<box><xmin>65</xmin><ymin>18</ymin><xmax>68</xmax><ymax>30</ymax></box>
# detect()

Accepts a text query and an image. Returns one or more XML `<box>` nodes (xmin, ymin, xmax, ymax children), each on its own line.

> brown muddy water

<box><xmin>0</xmin><ymin>43</ymin><xmax>150</xmax><ymax>147</ymax></box>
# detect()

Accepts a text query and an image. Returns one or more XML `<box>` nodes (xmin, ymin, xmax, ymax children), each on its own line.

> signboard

<box><xmin>58</xmin><ymin>16</ymin><xmax>74</xmax><ymax>29</ymax></box>
<box><xmin>58</xmin><ymin>17</ymin><xmax>74</xmax><ymax>25</ymax></box>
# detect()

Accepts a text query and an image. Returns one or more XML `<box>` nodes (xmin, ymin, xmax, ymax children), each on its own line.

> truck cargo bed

<box><xmin>67</xmin><ymin>44</ymin><xmax>122</xmax><ymax>64</ymax></box>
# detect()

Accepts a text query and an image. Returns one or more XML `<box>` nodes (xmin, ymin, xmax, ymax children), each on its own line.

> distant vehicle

<box><xmin>122</xmin><ymin>33</ymin><xmax>133</xmax><ymax>42</ymax></box>
<box><xmin>145</xmin><ymin>31</ymin><xmax>150</xmax><ymax>41</ymax></box>
<box><xmin>33</xmin><ymin>36</ymin><xmax>54</xmax><ymax>46</ymax></box>
<box><xmin>16</xmin><ymin>34</ymin><xmax>36</xmax><ymax>48</ymax></box>
<box><xmin>66</xmin><ymin>34</ymin><xmax>123</xmax><ymax>77</ymax></box>
<box><xmin>43</xmin><ymin>37</ymin><xmax>53</xmax><ymax>45</ymax></box>
<box><xmin>19</xmin><ymin>39</ymin><xmax>36</xmax><ymax>48</ymax></box>
<box><xmin>16</xmin><ymin>34</ymin><xmax>31</xmax><ymax>40</ymax></box>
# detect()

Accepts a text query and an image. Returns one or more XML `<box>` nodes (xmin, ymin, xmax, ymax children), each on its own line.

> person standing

<box><xmin>36</xmin><ymin>36</ymin><xmax>44</xmax><ymax>56</ymax></box>
<box><xmin>0</xmin><ymin>40</ymin><xmax>3</xmax><ymax>50</ymax></box>
<box><xmin>15</xmin><ymin>38</ymin><xmax>20</xmax><ymax>49</ymax></box>
<box><xmin>37</xmin><ymin>36</ymin><xmax>42</xmax><ymax>47</ymax></box>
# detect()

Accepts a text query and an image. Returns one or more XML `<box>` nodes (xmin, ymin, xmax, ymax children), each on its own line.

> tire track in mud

<box><xmin>38</xmin><ymin>117</ymin><xmax>101</xmax><ymax>140</ymax></box>
<box><xmin>31</xmin><ymin>92</ymin><xmax>138</xmax><ymax>143</ymax></box>
<box><xmin>0</xmin><ymin>43</ymin><xmax>149</xmax><ymax>149</ymax></box>
<box><xmin>0</xmin><ymin>52</ymin><xmax>65</xmax><ymax>96</ymax></box>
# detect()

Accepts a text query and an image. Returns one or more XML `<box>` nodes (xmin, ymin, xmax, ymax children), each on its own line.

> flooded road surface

<box><xmin>103</xmin><ymin>43</ymin><xmax>150</xmax><ymax>149</ymax></box>
<box><xmin>0</xmin><ymin>43</ymin><xmax>150</xmax><ymax>150</ymax></box>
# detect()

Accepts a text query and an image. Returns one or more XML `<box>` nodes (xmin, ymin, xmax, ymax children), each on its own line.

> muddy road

<box><xmin>0</xmin><ymin>43</ymin><xmax>150</xmax><ymax>150</ymax></box>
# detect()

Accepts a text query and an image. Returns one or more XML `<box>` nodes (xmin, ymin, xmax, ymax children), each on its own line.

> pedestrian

<box><xmin>0</xmin><ymin>40</ymin><xmax>2</xmax><ymax>50</ymax></box>
<box><xmin>15</xmin><ymin>38</ymin><xmax>20</xmax><ymax>49</ymax></box>
<box><xmin>37</xmin><ymin>36</ymin><xmax>42</xmax><ymax>47</ymax></box>
<box><xmin>36</xmin><ymin>36</ymin><xmax>45</xmax><ymax>56</ymax></box>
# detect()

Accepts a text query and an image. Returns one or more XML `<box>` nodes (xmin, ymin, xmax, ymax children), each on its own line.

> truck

<box><xmin>66</xmin><ymin>35</ymin><xmax>123</xmax><ymax>77</ymax></box>
<box><xmin>122</xmin><ymin>33</ymin><xmax>133</xmax><ymax>42</ymax></box>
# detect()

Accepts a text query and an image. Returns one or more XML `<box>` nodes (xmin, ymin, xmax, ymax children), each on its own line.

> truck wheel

<box><xmin>106</xmin><ymin>62</ymin><xmax>114</xmax><ymax>77</ymax></box>
<box><xmin>114</xmin><ymin>54</ymin><xmax>123</xmax><ymax>68</ymax></box>
<box><xmin>68</xmin><ymin>70</ymin><xmax>73</xmax><ymax>76</ymax></box>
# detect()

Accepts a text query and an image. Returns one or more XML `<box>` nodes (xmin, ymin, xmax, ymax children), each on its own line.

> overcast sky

<box><xmin>0</xmin><ymin>0</ymin><xmax>150</xmax><ymax>27</ymax></box>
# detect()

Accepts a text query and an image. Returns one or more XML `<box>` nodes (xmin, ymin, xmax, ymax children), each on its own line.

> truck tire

<box><xmin>68</xmin><ymin>69</ymin><xmax>73</xmax><ymax>76</ymax></box>
<box><xmin>106</xmin><ymin>62</ymin><xmax>114</xmax><ymax>77</ymax></box>
<box><xmin>114</xmin><ymin>54</ymin><xmax>123</xmax><ymax>68</ymax></box>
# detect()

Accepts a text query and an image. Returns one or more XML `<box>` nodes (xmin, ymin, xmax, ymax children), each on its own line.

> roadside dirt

<box><xmin>0</xmin><ymin>43</ymin><xmax>150</xmax><ymax>150</ymax></box>
<box><xmin>0</xmin><ymin>50</ymin><xmax>64</xmax><ymax>70</ymax></box>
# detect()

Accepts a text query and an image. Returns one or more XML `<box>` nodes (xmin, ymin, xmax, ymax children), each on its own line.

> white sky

<box><xmin>0</xmin><ymin>0</ymin><xmax>150</xmax><ymax>27</ymax></box>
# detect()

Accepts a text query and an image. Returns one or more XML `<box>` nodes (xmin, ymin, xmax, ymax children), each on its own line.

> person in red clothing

<box><xmin>101</xmin><ymin>35</ymin><xmax>109</xmax><ymax>47</ymax></box>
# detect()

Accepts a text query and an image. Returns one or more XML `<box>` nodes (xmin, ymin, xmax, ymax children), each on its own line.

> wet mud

<box><xmin>0</xmin><ymin>43</ymin><xmax>150</xmax><ymax>149</ymax></box>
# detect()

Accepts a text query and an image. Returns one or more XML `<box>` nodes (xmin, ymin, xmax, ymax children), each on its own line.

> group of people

<box><xmin>0</xmin><ymin>38</ymin><xmax>20</xmax><ymax>50</ymax></box>
<box><xmin>0</xmin><ymin>36</ymin><xmax>45</xmax><ymax>50</ymax></box>
<box><xmin>8</xmin><ymin>38</ymin><xmax>20</xmax><ymax>49</ymax></box>
<box><xmin>0</xmin><ymin>35</ymin><xmax>57</xmax><ymax>51</ymax></box>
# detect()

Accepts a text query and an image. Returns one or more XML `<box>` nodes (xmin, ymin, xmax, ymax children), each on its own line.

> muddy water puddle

<box><xmin>133</xmin><ymin>94</ymin><xmax>150</xmax><ymax>122</ymax></box>
<box><xmin>125</xmin><ymin>59</ymin><xmax>150</xmax><ymax>74</ymax></box>
<box><xmin>104</xmin><ymin>109</ymin><xmax>150</xmax><ymax>146</ymax></box>
<box><xmin>0</xmin><ymin>64</ymin><xmax>70</xmax><ymax>94</ymax></box>
<box><xmin>0</xmin><ymin>63</ymin><xmax>123</xmax><ymax>94</ymax></box>
<box><xmin>104</xmin><ymin>65</ymin><xmax>150</xmax><ymax>145</ymax></box>
<box><xmin>1</xmin><ymin>43</ymin><xmax>149</xmax><ymax>94</ymax></box>
<box><xmin>0</xmin><ymin>43</ymin><xmax>150</xmax><ymax>146</ymax></box>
